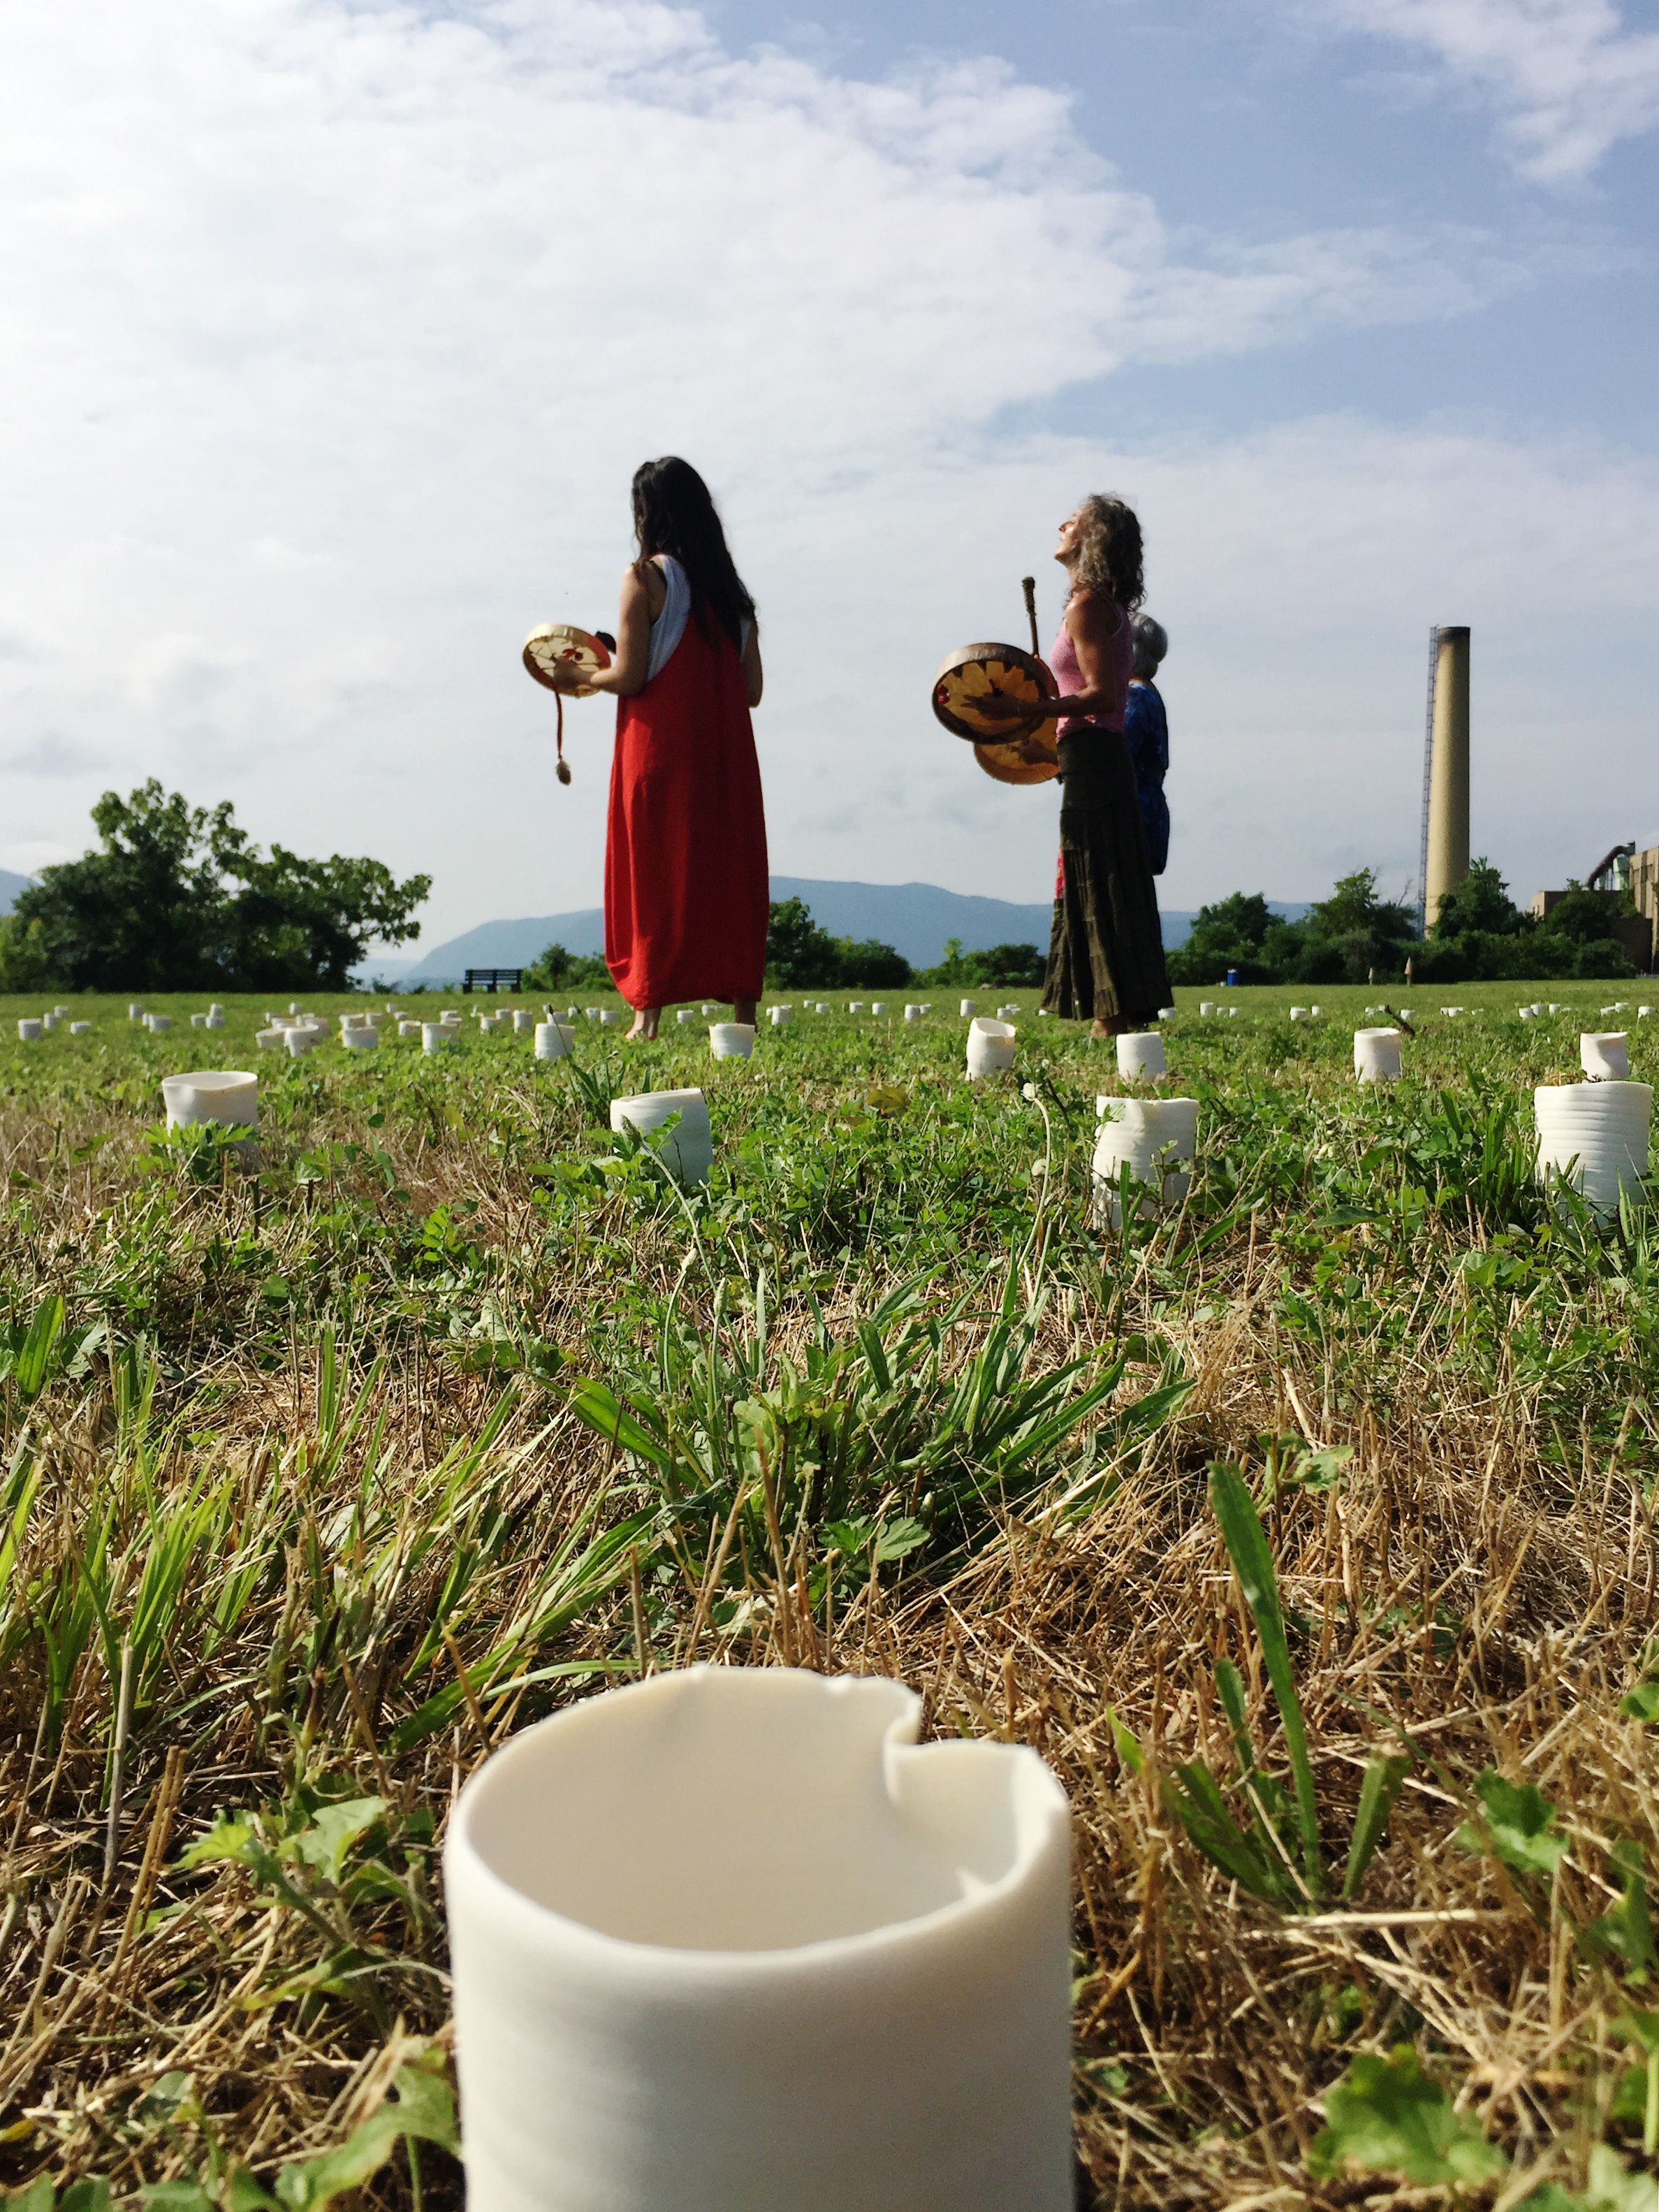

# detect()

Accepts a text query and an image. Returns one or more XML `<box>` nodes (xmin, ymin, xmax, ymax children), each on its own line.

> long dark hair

<box><xmin>631</xmin><ymin>457</ymin><xmax>756</xmax><ymax>650</ymax></box>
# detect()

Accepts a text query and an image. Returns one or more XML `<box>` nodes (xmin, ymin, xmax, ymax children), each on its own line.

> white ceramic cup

<box><xmin>709</xmin><ymin>1024</ymin><xmax>756</xmax><ymax>1060</ymax></box>
<box><xmin>162</xmin><ymin>1070</ymin><xmax>258</xmax><ymax>1130</ymax></box>
<box><xmin>1354</xmin><ymin>1028</ymin><xmax>1403</xmax><ymax>1084</ymax></box>
<box><xmin>535</xmin><ymin>1021</ymin><xmax>573</xmax><ymax>1062</ymax></box>
<box><xmin>870</xmin><ymin>1002</ymin><xmax>887</xmax><ymax>1017</ymax></box>
<box><xmin>1092</xmin><ymin>1096</ymin><xmax>1199</xmax><ymax>1225</ymax></box>
<box><xmin>965</xmin><ymin>1017</ymin><xmax>1016</xmax><ymax>1080</ymax></box>
<box><xmin>286</xmin><ymin>1028</ymin><xmax>319</xmax><ymax>1056</ymax></box>
<box><xmin>1581</xmin><ymin>1032</ymin><xmax>1631</xmax><ymax>1081</ymax></box>
<box><xmin>256</xmin><ymin>1028</ymin><xmax>286</xmax><ymax>1049</ymax></box>
<box><xmin>147</xmin><ymin>1014</ymin><xmax>172</xmax><ymax>1033</ymax></box>
<box><xmin>676</xmin><ymin>1009</ymin><xmax>696</xmax><ymax>1024</ymax></box>
<box><xmin>1199</xmin><ymin>1001</ymin><xmax>1215</xmax><ymax>1016</ymax></box>
<box><xmin>446</xmin><ymin>1667</ymin><xmax>1072</xmax><ymax>2212</ymax></box>
<box><xmin>1116</xmin><ymin>1032</ymin><xmax>1166</xmax><ymax>1080</ymax></box>
<box><xmin>69</xmin><ymin>1021</ymin><xmax>91</xmax><ymax>1035</ymax></box>
<box><xmin>512</xmin><ymin>1010</ymin><xmax>535</xmax><ymax>1034</ymax></box>
<box><xmin>959</xmin><ymin>998</ymin><xmax>977</xmax><ymax>1018</ymax></box>
<box><xmin>904</xmin><ymin>1005</ymin><xmax>921</xmax><ymax>1022</ymax></box>
<box><xmin>17</xmin><ymin>1019</ymin><xmax>43</xmax><ymax>1042</ymax></box>
<box><xmin>422</xmin><ymin>1024</ymin><xmax>453</xmax><ymax>1054</ymax></box>
<box><xmin>610</xmin><ymin>1089</ymin><xmax>714</xmax><ymax>1186</ymax></box>
<box><xmin>344</xmin><ymin>1027</ymin><xmax>378</xmax><ymax>1051</ymax></box>
<box><xmin>399</xmin><ymin>1019</ymin><xmax>423</xmax><ymax>1038</ymax></box>
<box><xmin>768</xmin><ymin>1007</ymin><xmax>791</xmax><ymax>1028</ymax></box>
<box><xmin>128</xmin><ymin>1004</ymin><xmax>144</xmax><ymax>1021</ymax></box>
<box><xmin>1535</xmin><ymin>1081</ymin><xmax>1651</xmax><ymax>1216</ymax></box>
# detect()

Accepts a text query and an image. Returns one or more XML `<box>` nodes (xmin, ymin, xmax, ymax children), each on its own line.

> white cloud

<box><xmin>0</xmin><ymin>0</ymin><xmax>1650</xmax><ymax>949</ymax></box>
<box><xmin>1294</xmin><ymin>0</ymin><xmax>1659</xmax><ymax>181</ymax></box>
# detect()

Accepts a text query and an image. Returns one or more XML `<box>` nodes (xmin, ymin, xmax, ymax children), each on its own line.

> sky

<box><xmin>1</xmin><ymin>0</ymin><xmax>1656</xmax><ymax>949</ymax></box>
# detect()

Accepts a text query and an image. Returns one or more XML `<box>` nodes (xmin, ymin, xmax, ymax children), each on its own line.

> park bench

<box><xmin>462</xmin><ymin>968</ymin><xmax>523</xmax><ymax>994</ymax></box>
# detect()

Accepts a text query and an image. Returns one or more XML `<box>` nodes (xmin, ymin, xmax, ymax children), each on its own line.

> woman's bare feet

<box><xmin>624</xmin><ymin>1008</ymin><xmax>660</xmax><ymax>1041</ymax></box>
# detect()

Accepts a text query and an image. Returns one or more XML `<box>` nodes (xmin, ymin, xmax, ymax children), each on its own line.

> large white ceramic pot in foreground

<box><xmin>446</xmin><ymin>1667</ymin><xmax>1072</xmax><ymax>2212</ymax></box>
<box><xmin>965</xmin><ymin>1017</ymin><xmax>1016</xmax><ymax>1079</ymax></box>
<box><xmin>161</xmin><ymin>1071</ymin><xmax>260</xmax><ymax>1161</ymax></box>
<box><xmin>1353</xmin><ymin>1028</ymin><xmax>1403</xmax><ymax>1084</ymax></box>
<box><xmin>609</xmin><ymin>1089</ymin><xmax>713</xmax><ymax>1186</ymax></box>
<box><xmin>1535</xmin><ymin>1081</ymin><xmax>1651</xmax><ymax>1217</ymax></box>
<box><xmin>1092</xmin><ymin>1096</ymin><xmax>1199</xmax><ymax>1225</ymax></box>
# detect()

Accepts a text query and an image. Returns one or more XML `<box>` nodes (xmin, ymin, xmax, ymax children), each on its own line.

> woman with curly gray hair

<box><xmin>977</xmin><ymin>494</ymin><xmax>1171</xmax><ymax>1037</ymax></box>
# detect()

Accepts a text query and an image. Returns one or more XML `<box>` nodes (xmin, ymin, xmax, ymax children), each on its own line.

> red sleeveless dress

<box><xmin>604</xmin><ymin>604</ymin><xmax>768</xmax><ymax>1010</ymax></box>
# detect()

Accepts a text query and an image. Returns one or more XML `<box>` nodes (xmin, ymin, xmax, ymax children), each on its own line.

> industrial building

<box><xmin>1528</xmin><ymin>843</ymin><xmax>1656</xmax><ymax>973</ymax></box>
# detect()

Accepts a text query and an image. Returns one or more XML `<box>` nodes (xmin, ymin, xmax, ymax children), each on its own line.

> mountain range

<box><xmin>0</xmin><ymin>869</ymin><xmax>30</xmax><ymax>914</ymax></box>
<box><xmin>372</xmin><ymin>879</ymin><xmax>1315</xmax><ymax>985</ymax></box>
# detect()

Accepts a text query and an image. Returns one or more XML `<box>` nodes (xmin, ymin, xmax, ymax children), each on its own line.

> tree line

<box><xmin>1169</xmin><ymin>864</ymin><xmax>1643</xmax><ymax>987</ymax></box>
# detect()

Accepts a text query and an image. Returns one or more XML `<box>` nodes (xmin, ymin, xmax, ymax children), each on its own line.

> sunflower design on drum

<box><xmin>930</xmin><ymin>641</ymin><xmax>1059</xmax><ymax>780</ymax></box>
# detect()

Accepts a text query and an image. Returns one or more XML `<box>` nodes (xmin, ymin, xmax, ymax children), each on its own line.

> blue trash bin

<box><xmin>1225</xmin><ymin>968</ymin><xmax>1240</xmax><ymax>987</ymax></box>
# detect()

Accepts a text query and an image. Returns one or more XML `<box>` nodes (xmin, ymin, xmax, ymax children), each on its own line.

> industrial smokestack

<box><xmin>1422</xmin><ymin>625</ymin><xmax>1470</xmax><ymax>935</ymax></box>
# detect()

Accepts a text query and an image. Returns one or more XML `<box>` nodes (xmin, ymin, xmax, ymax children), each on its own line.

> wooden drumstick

<box><xmin>1021</xmin><ymin>576</ymin><xmax>1039</xmax><ymax>655</ymax></box>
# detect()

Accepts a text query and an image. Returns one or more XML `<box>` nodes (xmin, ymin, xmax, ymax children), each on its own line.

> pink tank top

<box><xmin>1050</xmin><ymin>594</ymin><xmax>1131</xmax><ymax>735</ymax></box>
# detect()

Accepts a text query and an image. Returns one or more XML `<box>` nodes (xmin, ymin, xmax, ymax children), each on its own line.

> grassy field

<box><xmin>3</xmin><ymin>980</ymin><xmax>1659</xmax><ymax>2209</ymax></box>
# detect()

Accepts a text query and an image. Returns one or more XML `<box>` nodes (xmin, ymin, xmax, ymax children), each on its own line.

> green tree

<box><xmin>1166</xmin><ymin>892</ymin><xmax>1282</xmax><ymax>985</ymax></box>
<box><xmin>1431</xmin><ymin>858</ymin><xmax>1521</xmax><ymax>939</ymax></box>
<box><xmin>522</xmin><ymin>941</ymin><xmax>613</xmax><ymax>991</ymax></box>
<box><xmin>11</xmin><ymin>780</ymin><xmax>430</xmax><ymax>991</ymax></box>
<box><xmin>833</xmin><ymin>936</ymin><xmax>912</xmax><ymax>988</ymax></box>
<box><xmin>917</xmin><ymin>937</ymin><xmax>1045</xmax><ymax>989</ymax></box>
<box><xmin>0</xmin><ymin>912</ymin><xmax>54</xmax><ymax>994</ymax></box>
<box><xmin>766</xmin><ymin>898</ymin><xmax>847</xmax><ymax>987</ymax></box>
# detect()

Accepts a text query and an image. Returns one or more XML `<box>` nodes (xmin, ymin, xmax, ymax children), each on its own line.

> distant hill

<box><xmin>373</xmin><ymin>882</ymin><xmax>1314</xmax><ymax>985</ymax></box>
<box><xmin>0</xmin><ymin>869</ymin><xmax>30</xmax><ymax>915</ymax></box>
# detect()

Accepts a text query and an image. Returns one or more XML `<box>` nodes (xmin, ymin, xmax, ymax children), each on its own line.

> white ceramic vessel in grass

<box><xmin>129</xmin><ymin>1004</ymin><xmax>144</xmax><ymax>1021</ymax></box>
<box><xmin>1116</xmin><ymin>1031</ymin><xmax>1166</xmax><ymax>1080</ymax></box>
<box><xmin>675</xmin><ymin>1009</ymin><xmax>696</xmax><ymax>1025</ymax></box>
<box><xmin>343</xmin><ymin>1028</ymin><xmax>378</xmax><ymax>1051</ymax></box>
<box><xmin>535</xmin><ymin>1021</ymin><xmax>573</xmax><ymax>1062</ymax></box>
<box><xmin>965</xmin><ymin>1017</ymin><xmax>1016</xmax><ymax>1080</ymax></box>
<box><xmin>768</xmin><ymin>1006</ymin><xmax>791</xmax><ymax>1028</ymax></box>
<box><xmin>162</xmin><ymin>1070</ymin><xmax>258</xmax><ymax>1129</ymax></box>
<box><xmin>147</xmin><ymin>1014</ymin><xmax>172</xmax><ymax>1033</ymax></box>
<box><xmin>1581</xmin><ymin>1032</ymin><xmax>1631</xmax><ymax>1081</ymax></box>
<box><xmin>422</xmin><ymin>1024</ymin><xmax>453</xmax><ymax>1055</ymax></box>
<box><xmin>17</xmin><ymin>1019</ymin><xmax>43</xmax><ymax>1042</ymax></box>
<box><xmin>1535</xmin><ymin>1082</ymin><xmax>1651</xmax><ymax>1217</ymax></box>
<box><xmin>1354</xmin><ymin>1028</ymin><xmax>1403</xmax><ymax>1084</ymax></box>
<box><xmin>609</xmin><ymin>1089</ymin><xmax>713</xmax><ymax>1186</ymax></box>
<box><xmin>1092</xmin><ymin>1096</ymin><xmax>1199</xmax><ymax>1226</ymax></box>
<box><xmin>708</xmin><ymin>1023</ymin><xmax>755</xmax><ymax>1061</ymax></box>
<box><xmin>69</xmin><ymin>1021</ymin><xmax>91</xmax><ymax>1035</ymax></box>
<box><xmin>446</xmin><ymin>1667</ymin><xmax>1072</xmax><ymax>2212</ymax></box>
<box><xmin>959</xmin><ymin>998</ymin><xmax>977</xmax><ymax>1017</ymax></box>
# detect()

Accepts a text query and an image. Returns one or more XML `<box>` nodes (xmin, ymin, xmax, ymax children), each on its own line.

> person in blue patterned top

<box><xmin>1123</xmin><ymin>616</ymin><xmax>1169</xmax><ymax>876</ymax></box>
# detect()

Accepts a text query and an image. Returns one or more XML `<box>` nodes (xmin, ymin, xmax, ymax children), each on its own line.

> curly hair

<box><xmin>1070</xmin><ymin>495</ymin><xmax>1144</xmax><ymax>611</ymax></box>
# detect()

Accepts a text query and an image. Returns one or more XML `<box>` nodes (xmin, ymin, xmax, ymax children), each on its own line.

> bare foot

<box><xmin>733</xmin><ymin>997</ymin><xmax>757</xmax><ymax>1025</ymax></box>
<box><xmin>624</xmin><ymin>1010</ymin><xmax>659</xmax><ymax>1041</ymax></box>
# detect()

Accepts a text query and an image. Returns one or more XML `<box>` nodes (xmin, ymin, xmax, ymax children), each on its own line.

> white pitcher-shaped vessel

<box><xmin>609</xmin><ymin>1089</ymin><xmax>713</xmax><ymax>1186</ymax></box>
<box><xmin>1353</xmin><ymin>1028</ymin><xmax>1402</xmax><ymax>1084</ymax></box>
<box><xmin>1115</xmin><ymin>1032</ymin><xmax>1165</xmax><ymax>1080</ymax></box>
<box><xmin>965</xmin><ymin>1017</ymin><xmax>1016</xmax><ymax>1079</ymax></box>
<box><xmin>1092</xmin><ymin>1096</ymin><xmax>1199</xmax><ymax>1225</ymax></box>
<box><xmin>446</xmin><ymin>1668</ymin><xmax>1072</xmax><ymax>2212</ymax></box>
<box><xmin>1535</xmin><ymin>1082</ymin><xmax>1651</xmax><ymax>1217</ymax></box>
<box><xmin>1581</xmin><ymin>1031</ymin><xmax>1630</xmax><ymax>1081</ymax></box>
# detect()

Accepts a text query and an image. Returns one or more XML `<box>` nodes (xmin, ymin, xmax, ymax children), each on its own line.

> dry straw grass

<box><xmin>1</xmin><ymin>1004</ymin><xmax>1656</xmax><ymax>2210</ymax></box>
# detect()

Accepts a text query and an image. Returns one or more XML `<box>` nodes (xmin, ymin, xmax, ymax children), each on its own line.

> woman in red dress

<box><xmin>553</xmin><ymin>458</ymin><xmax>767</xmax><ymax>1042</ymax></box>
